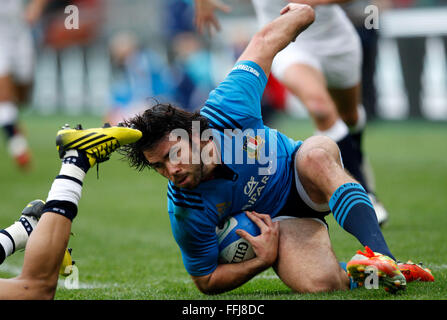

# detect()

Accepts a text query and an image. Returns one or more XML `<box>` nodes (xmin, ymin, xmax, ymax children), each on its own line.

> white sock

<box><xmin>46</xmin><ymin>150</ymin><xmax>86</xmax><ymax>206</ymax></box>
<box><xmin>8</xmin><ymin>133</ymin><xmax>29</xmax><ymax>157</ymax></box>
<box><xmin>0</xmin><ymin>213</ymin><xmax>39</xmax><ymax>259</ymax></box>
<box><xmin>0</xmin><ymin>101</ymin><xmax>18</xmax><ymax>127</ymax></box>
<box><xmin>0</xmin><ymin>231</ymin><xmax>15</xmax><ymax>259</ymax></box>
<box><xmin>315</xmin><ymin>119</ymin><xmax>349</xmax><ymax>142</ymax></box>
<box><xmin>42</xmin><ymin>150</ymin><xmax>89</xmax><ymax>221</ymax></box>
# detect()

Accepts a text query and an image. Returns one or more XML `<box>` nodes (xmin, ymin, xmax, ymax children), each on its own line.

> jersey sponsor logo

<box><xmin>242</xmin><ymin>175</ymin><xmax>270</xmax><ymax>210</ymax></box>
<box><xmin>244</xmin><ymin>176</ymin><xmax>259</xmax><ymax>197</ymax></box>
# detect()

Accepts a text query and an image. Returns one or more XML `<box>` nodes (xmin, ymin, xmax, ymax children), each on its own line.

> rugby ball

<box><xmin>216</xmin><ymin>212</ymin><xmax>260</xmax><ymax>264</ymax></box>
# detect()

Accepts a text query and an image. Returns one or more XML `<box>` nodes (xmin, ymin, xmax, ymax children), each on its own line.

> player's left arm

<box><xmin>192</xmin><ymin>253</ymin><xmax>273</xmax><ymax>294</ymax></box>
<box><xmin>191</xmin><ymin>212</ymin><xmax>279</xmax><ymax>295</ymax></box>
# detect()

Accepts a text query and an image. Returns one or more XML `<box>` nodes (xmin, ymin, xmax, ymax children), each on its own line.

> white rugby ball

<box><xmin>216</xmin><ymin>211</ymin><xmax>260</xmax><ymax>264</ymax></box>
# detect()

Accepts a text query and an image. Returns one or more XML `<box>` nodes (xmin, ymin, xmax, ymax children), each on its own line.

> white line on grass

<box><xmin>2</xmin><ymin>263</ymin><xmax>443</xmax><ymax>290</ymax></box>
<box><xmin>429</xmin><ymin>264</ymin><xmax>447</xmax><ymax>271</ymax></box>
<box><xmin>0</xmin><ymin>263</ymin><xmax>118</xmax><ymax>289</ymax></box>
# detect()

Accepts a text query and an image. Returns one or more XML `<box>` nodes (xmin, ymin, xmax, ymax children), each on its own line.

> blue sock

<box><xmin>330</xmin><ymin>183</ymin><xmax>395</xmax><ymax>260</ymax></box>
<box><xmin>339</xmin><ymin>262</ymin><xmax>358</xmax><ymax>290</ymax></box>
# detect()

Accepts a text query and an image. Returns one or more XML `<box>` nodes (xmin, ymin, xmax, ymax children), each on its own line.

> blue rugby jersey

<box><xmin>167</xmin><ymin>60</ymin><xmax>302</xmax><ymax>276</ymax></box>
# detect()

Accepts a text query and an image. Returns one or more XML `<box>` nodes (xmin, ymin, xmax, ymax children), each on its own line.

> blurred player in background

<box><xmin>194</xmin><ymin>0</ymin><xmax>389</xmax><ymax>226</ymax></box>
<box><xmin>0</xmin><ymin>0</ymin><xmax>48</xmax><ymax>170</ymax></box>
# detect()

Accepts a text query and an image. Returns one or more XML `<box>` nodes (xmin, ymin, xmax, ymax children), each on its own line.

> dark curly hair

<box><xmin>119</xmin><ymin>103</ymin><xmax>209</xmax><ymax>171</ymax></box>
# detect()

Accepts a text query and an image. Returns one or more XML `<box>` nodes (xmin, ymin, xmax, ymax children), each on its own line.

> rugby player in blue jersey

<box><xmin>0</xmin><ymin>3</ymin><xmax>433</xmax><ymax>299</ymax></box>
<box><xmin>120</xmin><ymin>3</ymin><xmax>418</xmax><ymax>294</ymax></box>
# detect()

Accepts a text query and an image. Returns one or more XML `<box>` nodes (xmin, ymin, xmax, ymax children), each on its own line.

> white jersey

<box><xmin>251</xmin><ymin>0</ymin><xmax>362</xmax><ymax>88</ymax></box>
<box><xmin>0</xmin><ymin>0</ymin><xmax>34</xmax><ymax>82</ymax></box>
<box><xmin>0</xmin><ymin>0</ymin><xmax>25</xmax><ymax>15</ymax></box>
<box><xmin>0</xmin><ymin>0</ymin><xmax>27</xmax><ymax>31</ymax></box>
<box><xmin>251</xmin><ymin>0</ymin><xmax>358</xmax><ymax>55</ymax></box>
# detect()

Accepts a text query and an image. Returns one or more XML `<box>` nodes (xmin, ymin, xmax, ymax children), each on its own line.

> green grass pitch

<box><xmin>0</xmin><ymin>111</ymin><xmax>446</xmax><ymax>300</ymax></box>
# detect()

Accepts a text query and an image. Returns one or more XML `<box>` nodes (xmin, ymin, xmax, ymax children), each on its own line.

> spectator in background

<box><xmin>170</xmin><ymin>32</ymin><xmax>216</xmax><ymax>112</ymax></box>
<box><xmin>163</xmin><ymin>0</ymin><xmax>217</xmax><ymax>112</ymax></box>
<box><xmin>107</xmin><ymin>31</ymin><xmax>175</xmax><ymax>125</ymax></box>
<box><xmin>164</xmin><ymin>0</ymin><xmax>196</xmax><ymax>39</ymax></box>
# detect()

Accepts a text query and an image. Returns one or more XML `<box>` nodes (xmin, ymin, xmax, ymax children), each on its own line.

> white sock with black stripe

<box><xmin>0</xmin><ymin>211</ymin><xmax>40</xmax><ymax>264</ymax></box>
<box><xmin>0</xmin><ymin>230</ymin><xmax>15</xmax><ymax>264</ymax></box>
<box><xmin>42</xmin><ymin>149</ymin><xmax>90</xmax><ymax>221</ymax></box>
<box><xmin>47</xmin><ymin>150</ymin><xmax>87</xmax><ymax>205</ymax></box>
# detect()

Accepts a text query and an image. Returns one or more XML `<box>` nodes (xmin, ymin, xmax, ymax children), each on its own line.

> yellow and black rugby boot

<box><xmin>56</xmin><ymin>123</ymin><xmax>142</xmax><ymax>168</ymax></box>
<box><xmin>59</xmin><ymin>248</ymin><xmax>75</xmax><ymax>277</ymax></box>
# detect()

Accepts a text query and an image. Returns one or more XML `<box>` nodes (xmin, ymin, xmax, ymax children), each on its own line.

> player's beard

<box><xmin>174</xmin><ymin>141</ymin><xmax>215</xmax><ymax>189</ymax></box>
<box><xmin>175</xmin><ymin>162</ymin><xmax>204</xmax><ymax>189</ymax></box>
